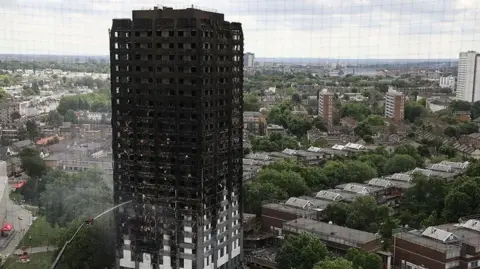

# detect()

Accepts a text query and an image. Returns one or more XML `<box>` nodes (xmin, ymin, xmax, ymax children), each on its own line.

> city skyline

<box><xmin>1</xmin><ymin>0</ymin><xmax>479</xmax><ymax>58</ymax></box>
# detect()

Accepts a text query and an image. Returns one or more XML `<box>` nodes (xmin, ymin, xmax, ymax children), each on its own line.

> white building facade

<box><xmin>243</xmin><ymin>52</ymin><xmax>255</xmax><ymax>68</ymax></box>
<box><xmin>439</xmin><ymin>76</ymin><xmax>456</xmax><ymax>91</ymax></box>
<box><xmin>456</xmin><ymin>51</ymin><xmax>480</xmax><ymax>102</ymax></box>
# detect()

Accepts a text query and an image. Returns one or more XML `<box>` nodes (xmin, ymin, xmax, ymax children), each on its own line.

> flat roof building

<box><xmin>110</xmin><ymin>7</ymin><xmax>244</xmax><ymax>269</ymax></box>
<box><xmin>394</xmin><ymin>218</ymin><xmax>480</xmax><ymax>269</ymax></box>
<box><xmin>283</xmin><ymin>218</ymin><xmax>382</xmax><ymax>252</ymax></box>
<box><xmin>385</xmin><ymin>87</ymin><xmax>405</xmax><ymax>121</ymax></box>
<box><xmin>318</xmin><ymin>89</ymin><xmax>334</xmax><ymax>126</ymax></box>
<box><xmin>456</xmin><ymin>51</ymin><xmax>480</xmax><ymax>102</ymax></box>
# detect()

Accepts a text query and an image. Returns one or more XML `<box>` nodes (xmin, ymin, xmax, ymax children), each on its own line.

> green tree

<box><xmin>444</xmin><ymin>126</ymin><xmax>459</xmax><ymax>138</ymax></box>
<box><xmin>25</xmin><ymin>120</ymin><xmax>39</xmax><ymax>141</ymax></box>
<box><xmin>339</xmin><ymin>161</ymin><xmax>377</xmax><ymax>184</ymax></box>
<box><xmin>46</xmin><ymin>110</ymin><xmax>63</xmax><ymax>127</ymax></box>
<box><xmin>276</xmin><ymin>232</ymin><xmax>328</xmax><ymax>269</ymax></box>
<box><xmin>18</xmin><ymin>148</ymin><xmax>48</xmax><ymax>205</ymax></box>
<box><xmin>323</xmin><ymin>201</ymin><xmax>351</xmax><ymax>226</ymax></box>
<box><xmin>359</xmin><ymin>154</ymin><xmax>388</xmax><ymax>176</ymax></box>
<box><xmin>19</xmin><ymin>148</ymin><xmax>47</xmax><ymax>179</ymax></box>
<box><xmin>17</xmin><ymin>126</ymin><xmax>28</xmax><ymax>141</ymax></box>
<box><xmin>244</xmin><ymin>93</ymin><xmax>261</xmax><ymax>111</ymax></box>
<box><xmin>57</xmin><ymin>91</ymin><xmax>110</xmax><ymax>115</ymax></box>
<box><xmin>341</xmin><ymin>103</ymin><xmax>371</xmax><ymax>121</ymax></box>
<box><xmin>345</xmin><ymin>196</ymin><xmax>389</xmax><ymax>232</ymax></box>
<box><xmin>354</xmin><ymin>122</ymin><xmax>374</xmax><ymax>138</ymax></box>
<box><xmin>55</xmin><ymin>217</ymin><xmax>115</xmax><ymax>269</ymax></box>
<box><xmin>300</xmin><ymin>166</ymin><xmax>328</xmax><ymax>190</ymax></box>
<box><xmin>31</xmin><ymin>80</ymin><xmax>40</xmax><ymax>94</ymax></box>
<box><xmin>374</xmin><ymin>84</ymin><xmax>389</xmax><ymax>93</ymax></box>
<box><xmin>442</xmin><ymin>177</ymin><xmax>480</xmax><ymax>222</ymax></box>
<box><xmin>10</xmin><ymin>111</ymin><xmax>21</xmax><ymax>121</ymax></box>
<box><xmin>314</xmin><ymin>258</ymin><xmax>354</xmax><ymax>269</ymax></box>
<box><xmin>0</xmin><ymin>88</ymin><xmax>8</xmax><ymax>101</ymax></box>
<box><xmin>398</xmin><ymin>174</ymin><xmax>447</xmax><ymax>227</ymax></box>
<box><xmin>251</xmin><ymin>133</ymin><xmax>299</xmax><ymax>152</ymax></box>
<box><xmin>362</xmin><ymin>115</ymin><xmax>385</xmax><ymax>126</ymax></box>
<box><xmin>404</xmin><ymin>101</ymin><xmax>427</xmax><ymax>122</ymax></box>
<box><xmin>394</xmin><ymin>144</ymin><xmax>423</xmax><ymax>166</ymax></box>
<box><xmin>384</xmin><ymin>154</ymin><xmax>417</xmax><ymax>174</ymax></box>
<box><xmin>458</xmin><ymin>122</ymin><xmax>479</xmax><ymax>135</ymax></box>
<box><xmin>449</xmin><ymin>100</ymin><xmax>471</xmax><ymax>112</ymax></box>
<box><xmin>257</xmin><ymin>169</ymin><xmax>309</xmax><ymax>197</ymax></box>
<box><xmin>291</xmin><ymin>93</ymin><xmax>301</xmax><ymax>104</ymax></box>
<box><xmin>442</xmin><ymin>190</ymin><xmax>472</xmax><ymax>221</ymax></box>
<box><xmin>346</xmin><ymin>248</ymin><xmax>383</xmax><ymax>269</ymax></box>
<box><xmin>287</xmin><ymin>115</ymin><xmax>313</xmax><ymax>137</ymax></box>
<box><xmin>312</xmin><ymin>117</ymin><xmax>327</xmax><ymax>131</ymax></box>
<box><xmin>64</xmin><ymin>109</ymin><xmax>78</xmax><ymax>124</ymax></box>
<box><xmin>324</xmin><ymin>196</ymin><xmax>388</xmax><ymax>232</ymax></box>
<box><xmin>267</xmin><ymin>102</ymin><xmax>293</xmax><ymax>127</ymax></box>
<box><xmin>244</xmin><ymin>181</ymin><xmax>287</xmax><ymax>215</ymax></box>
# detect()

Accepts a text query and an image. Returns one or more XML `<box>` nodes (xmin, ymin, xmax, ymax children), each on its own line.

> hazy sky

<box><xmin>1</xmin><ymin>0</ymin><xmax>479</xmax><ymax>59</ymax></box>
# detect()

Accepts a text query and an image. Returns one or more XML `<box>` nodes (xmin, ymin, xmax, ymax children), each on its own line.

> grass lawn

<box><xmin>8</xmin><ymin>192</ymin><xmax>21</xmax><ymax>204</ymax></box>
<box><xmin>18</xmin><ymin>217</ymin><xmax>58</xmax><ymax>248</ymax></box>
<box><xmin>21</xmin><ymin>205</ymin><xmax>39</xmax><ymax>216</ymax></box>
<box><xmin>2</xmin><ymin>252</ymin><xmax>54</xmax><ymax>269</ymax></box>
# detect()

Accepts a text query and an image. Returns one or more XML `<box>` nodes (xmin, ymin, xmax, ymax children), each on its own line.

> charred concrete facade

<box><xmin>110</xmin><ymin>7</ymin><xmax>244</xmax><ymax>269</ymax></box>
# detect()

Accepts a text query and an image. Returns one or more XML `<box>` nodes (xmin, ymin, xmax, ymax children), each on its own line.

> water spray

<box><xmin>49</xmin><ymin>200</ymin><xmax>133</xmax><ymax>269</ymax></box>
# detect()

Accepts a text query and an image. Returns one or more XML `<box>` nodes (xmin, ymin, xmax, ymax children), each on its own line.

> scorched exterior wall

<box><xmin>110</xmin><ymin>7</ymin><xmax>244</xmax><ymax>269</ymax></box>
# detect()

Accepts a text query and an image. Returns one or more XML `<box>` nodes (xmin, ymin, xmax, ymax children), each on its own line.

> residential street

<box><xmin>0</xmin><ymin>180</ymin><xmax>34</xmax><ymax>258</ymax></box>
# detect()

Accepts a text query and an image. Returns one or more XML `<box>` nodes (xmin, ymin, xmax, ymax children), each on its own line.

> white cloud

<box><xmin>0</xmin><ymin>0</ymin><xmax>479</xmax><ymax>58</ymax></box>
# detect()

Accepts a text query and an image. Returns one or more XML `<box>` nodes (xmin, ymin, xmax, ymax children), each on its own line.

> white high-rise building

<box><xmin>455</xmin><ymin>51</ymin><xmax>480</xmax><ymax>102</ymax></box>
<box><xmin>439</xmin><ymin>76</ymin><xmax>456</xmax><ymax>91</ymax></box>
<box><xmin>244</xmin><ymin>52</ymin><xmax>255</xmax><ymax>68</ymax></box>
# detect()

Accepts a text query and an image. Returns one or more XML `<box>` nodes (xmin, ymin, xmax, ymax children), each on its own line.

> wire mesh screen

<box><xmin>1</xmin><ymin>0</ymin><xmax>480</xmax><ymax>268</ymax></box>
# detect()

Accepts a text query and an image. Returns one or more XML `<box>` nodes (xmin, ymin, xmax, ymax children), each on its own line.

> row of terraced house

<box><xmin>245</xmin><ymin>158</ymin><xmax>470</xmax><ymax>269</ymax></box>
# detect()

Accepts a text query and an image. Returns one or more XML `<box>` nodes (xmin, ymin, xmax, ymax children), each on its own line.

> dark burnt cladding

<box><xmin>109</xmin><ymin>6</ymin><xmax>244</xmax><ymax>269</ymax></box>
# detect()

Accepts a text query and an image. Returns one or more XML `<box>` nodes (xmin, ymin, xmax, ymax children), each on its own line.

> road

<box><xmin>0</xmin><ymin>180</ymin><xmax>34</xmax><ymax>258</ymax></box>
<box><xmin>13</xmin><ymin>246</ymin><xmax>57</xmax><ymax>255</ymax></box>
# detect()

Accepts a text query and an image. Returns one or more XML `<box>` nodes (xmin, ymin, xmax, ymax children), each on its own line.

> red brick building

<box><xmin>394</xmin><ymin>219</ymin><xmax>480</xmax><ymax>269</ymax></box>
<box><xmin>384</xmin><ymin>87</ymin><xmax>405</xmax><ymax>121</ymax></box>
<box><xmin>318</xmin><ymin>89</ymin><xmax>334</xmax><ymax>126</ymax></box>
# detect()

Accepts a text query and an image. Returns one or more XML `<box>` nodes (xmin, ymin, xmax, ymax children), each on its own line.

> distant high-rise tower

<box><xmin>456</xmin><ymin>51</ymin><xmax>480</xmax><ymax>102</ymax></box>
<box><xmin>318</xmin><ymin>89</ymin><xmax>334</xmax><ymax>126</ymax></box>
<box><xmin>384</xmin><ymin>87</ymin><xmax>405</xmax><ymax>121</ymax></box>
<box><xmin>243</xmin><ymin>52</ymin><xmax>254</xmax><ymax>68</ymax></box>
<box><xmin>110</xmin><ymin>7</ymin><xmax>244</xmax><ymax>269</ymax></box>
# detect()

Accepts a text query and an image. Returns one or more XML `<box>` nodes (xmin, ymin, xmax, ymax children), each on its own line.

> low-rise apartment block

<box><xmin>244</xmin><ymin>111</ymin><xmax>266</xmax><ymax>136</ymax></box>
<box><xmin>394</xmin><ymin>218</ymin><xmax>480</xmax><ymax>269</ymax></box>
<box><xmin>283</xmin><ymin>218</ymin><xmax>382</xmax><ymax>252</ymax></box>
